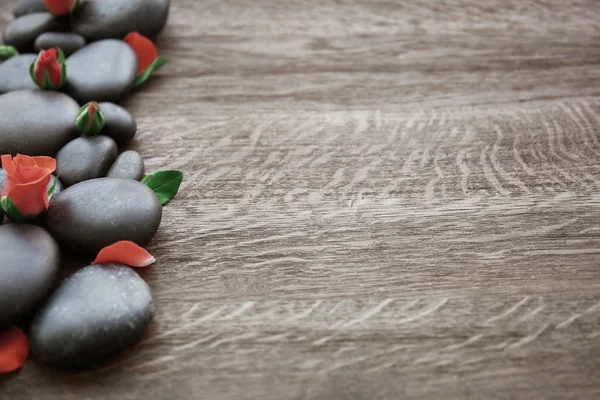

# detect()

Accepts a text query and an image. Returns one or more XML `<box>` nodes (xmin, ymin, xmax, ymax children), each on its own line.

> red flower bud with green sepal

<box><xmin>124</xmin><ymin>32</ymin><xmax>168</xmax><ymax>87</ymax></box>
<box><xmin>44</xmin><ymin>0</ymin><xmax>81</xmax><ymax>16</ymax></box>
<box><xmin>29</xmin><ymin>48</ymin><xmax>67</xmax><ymax>90</ymax></box>
<box><xmin>76</xmin><ymin>102</ymin><xmax>105</xmax><ymax>136</ymax></box>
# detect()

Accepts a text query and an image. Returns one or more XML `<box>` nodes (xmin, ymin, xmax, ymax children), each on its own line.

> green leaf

<box><xmin>47</xmin><ymin>177</ymin><xmax>58</xmax><ymax>200</ymax></box>
<box><xmin>134</xmin><ymin>56</ymin><xmax>168</xmax><ymax>87</ymax></box>
<box><xmin>0</xmin><ymin>45</ymin><xmax>18</xmax><ymax>60</ymax></box>
<box><xmin>141</xmin><ymin>170</ymin><xmax>183</xmax><ymax>206</ymax></box>
<box><xmin>0</xmin><ymin>196</ymin><xmax>27</xmax><ymax>223</ymax></box>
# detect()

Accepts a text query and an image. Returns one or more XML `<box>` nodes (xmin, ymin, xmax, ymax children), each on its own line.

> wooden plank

<box><xmin>2</xmin><ymin>0</ymin><xmax>600</xmax><ymax>399</ymax></box>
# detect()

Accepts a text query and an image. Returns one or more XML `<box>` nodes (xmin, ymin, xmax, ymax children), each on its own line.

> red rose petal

<box><xmin>93</xmin><ymin>241</ymin><xmax>156</xmax><ymax>267</ymax></box>
<box><xmin>44</xmin><ymin>0</ymin><xmax>74</xmax><ymax>16</ymax></box>
<box><xmin>0</xmin><ymin>327</ymin><xmax>29</xmax><ymax>374</ymax></box>
<box><xmin>124</xmin><ymin>32</ymin><xmax>158</xmax><ymax>76</ymax></box>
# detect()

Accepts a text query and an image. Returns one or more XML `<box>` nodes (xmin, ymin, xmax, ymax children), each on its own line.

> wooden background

<box><xmin>2</xmin><ymin>0</ymin><xmax>600</xmax><ymax>398</ymax></box>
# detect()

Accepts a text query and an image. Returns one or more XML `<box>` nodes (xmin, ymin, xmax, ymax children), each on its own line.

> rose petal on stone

<box><xmin>123</xmin><ymin>32</ymin><xmax>158</xmax><ymax>76</ymax></box>
<box><xmin>93</xmin><ymin>241</ymin><xmax>155</xmax><ymax>267</ymax></box>
<box><xmin>0</xmin><ymin>327</ymin><xmax>29</xmax><ymax>374</ymax></box>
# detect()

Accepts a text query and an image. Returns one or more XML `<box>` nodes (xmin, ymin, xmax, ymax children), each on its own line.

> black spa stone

<box><xmin>0</xmin><ymin>224</ymin><xmax>60</xmax><ymax>328</ymax></box>
<box><xmin>65</xmin><ymin>40</ymin><xmax>137</xmax><ymax>103</ymax></box>
<box><xmin>29</xmin><ymin>263</ymin><xmax>154</xmax><ymax>369</ymax></box>
<box><xmin>0</xmin><ymin>90</ymin><xmax>79</xmax><ymax>156</ymax></box>
<box><xmin>13</xmin><ymin>0</ymin><xmax>47</xmax><ymax>17</ymax></box>
<box><xmin>35</xmin><ymin>32</ymin><xmax>86</xmax><ymax>56</ymax></box>
<box><xmin>99</xmin><ymin>102</ymin><xmax>137</xmax><ymax>143</ymax></box>
<box><xmin>3</xmin><ymin>12</ymin><xmax>68</xmax><ymax>52</ymax></box>
<box><xmin>56</xmin><ymin>136</ymin><xmax>118</xmax><ymax>187</ymax></box>
<box><xmin>72</xmin><ymin>0</ymin><xmax>170</xmax><ymax>41</ymax></box>
<box><xmin>0</xmin><ymin>54</ymin><xmax>37</xmax><ymax>94</ymax></box>
<box><xmin>45</xmin><ymin>178</ymin><xmax>162</xmax><ymax>255</ymax></box>
<box><xmin>107</xmin><ymin>151</ymin><xmax>145</xmax><ymax>181</ymax></box>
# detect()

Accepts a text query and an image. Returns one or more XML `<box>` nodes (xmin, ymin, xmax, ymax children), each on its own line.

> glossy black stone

<box><xmin>35</xmin><ymin>32</ymin><xmax>86</xmax><ymax>56</ymax></box>
<box><xmin>0</xmin><ymin>54</ymin><xmax>37</xmax><ymax>94</ymax></box>
<box><xmin>66</xmin><ymin>40</ymin><xmax>137</xmax><ymax>103</ymax></box>
<box><xmin>0</xmin><ymin>90</ymin><xmax>79</xmax><ymax>156</ymax></box>
<box><xmin>45</xmin><ymin>178</ymin><xmax>162</xmax><ymax>255</ymax></box>
<box><xmin>3</xmin><ymin>12</ymin><xmax>68</xmax><ymax>52</ymax></box>
<box><xmin>99</xmin><ymin>102</ymin><xmax>137</xmax><ymax>143</ymax></box>
<box><xmin>107</xmin><ymin>151</ymin><xmax>145</xmax><ymax>181</ymax></box>
<box><xmin>30</xmin><ymin>263</ymin><xmax>154</xmax><ymax>369</ymax></box>
<box><xmin>72</xmin><ymin>0</ymin><xmax>170</xmax><ymax>41</ymax></box>
<box><xmin>56</xmin><ymin>136</ymin><xmax>118</xmax><ymax>187</ymax></box>
<box><xmin>0</xmin><ymin>224</ymin><xmax>60</xmax><ymax>328</ymax></box>
<box><xmin>13</xmin><ymin>0</ymin><xmax>46</xmax><ymax>17</ymax></box>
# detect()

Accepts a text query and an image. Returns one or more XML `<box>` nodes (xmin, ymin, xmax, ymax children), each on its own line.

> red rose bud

<box><xmin>1</xmin><ymin>154</ymin><xmax>56</xmax><ymax>221</ymax></box>
<box><xmin>76</xmin><ymin>102</ymin><xmax>105</xmax><ymax>136</ymax></box>
<box><xmin>124</xmin><ymin>32</ymin><xmax>168</xmax><ymax>87</ymax></box>
<box><xmin>44</xmin><ymin>0</ymin><xmax>80</xmax><ymax>16</ymax></box>
<box><xmin>0</xmin><ymin>327</ymin><xmax>29</xmax><ymax>374</ymax></box>
<box><xmin>29</xmin><ymin>48</ymin><xmax>66</xmax><ymax>90</ymax></box>
<box><xmin>0</xmin><ymin>45</ymin><xmax>18</xmax><ymax>60</ymax></box>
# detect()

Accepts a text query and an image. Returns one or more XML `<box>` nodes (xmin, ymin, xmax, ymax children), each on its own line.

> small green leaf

<box><xmin>141</xmin><ymin>170</ymin><xmax>183</xmax><ymax>206</ymax></box>
<box><xmin>0</xmin><ymin>196</ymin><xmax>27</xmax><ymax>223</ymax></box>
<box><xmin>47</xmin><ymin>177</ymin><xmax>58</xmax><ymax>200</ymax></box>
<box><xmin>0</xmin><ymin>45</ymin><xmax>18</xmax><ymax>60</ymax></box>
<box><xmin>134</xmin><ymin>56</ymin><xmax>168</xmax><ymax>87</ymax></box>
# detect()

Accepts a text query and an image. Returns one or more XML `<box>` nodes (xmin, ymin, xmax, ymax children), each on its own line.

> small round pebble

<box><xmin>45</xmin><ymin>178</ymin><xmax>162</xmax><ymax>255</ymax></box>
<box><xmin>0</xmin><ymin>54</ymin><xmax>37</xmax><ymax>94</ymax></box>
<box><xmin>56</xmin><ymin>136</ymin><xmax>118</xmax><ymax>187</ymax></box>
<box><xmin>66</xmin><ymin>40</ymin><xmax>137</xmax><ymax>103</ymax></box>
<box><xmin>0</xmin><ymin>90</ymin><xmax>79</xmax><ymax>156</ymax></box>
<box><xmin>72</xmin><ymin>0</ymin><xmax>170</xmax><ymax>41</ymax></box>
<box><xmin>35</xmin><ymin>32</ymin><xmax>86</xmax><ymax>56</ymax></box>
<box><xmin>30</xmin><ymin>263</ymin><xmax>154</xmax><ymax>369</ymax></box>
<box><xmin>3</xmin><ymin>12</ymin><xmax>68</xmax><ymax>52</ymax></box>
<box><xmin>13</xmin><ymin>0</ymin><xmax>47</xmax><ymax>17</ymax></box>
<box><xmin>99</xmin><ymin>102</ymin><xmax>137</xmax><ymax>143</ymax></box>
<box><xmin>0</xmin><ymin>224</ymin><xmax>60</xmax><ymax>328</ymax></box>
<box><xmin>107</xmin><ymin>151</ymin><xmax>145</xmax><ymax>181</ymax></box>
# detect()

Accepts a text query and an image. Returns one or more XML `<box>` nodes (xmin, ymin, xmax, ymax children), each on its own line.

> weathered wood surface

<box><xmin>2</xmin><ymin>0</ymin><xmax>600</xmax><ymax>399</ymax></box>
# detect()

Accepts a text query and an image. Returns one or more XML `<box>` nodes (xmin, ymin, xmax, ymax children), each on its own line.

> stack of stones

<box><xmin>0</xmin><ymin>0</ymin><xmax>181</xmax><ymax>371</ymax></box>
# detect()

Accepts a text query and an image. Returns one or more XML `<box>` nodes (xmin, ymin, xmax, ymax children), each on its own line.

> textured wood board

<box><xmin>2</xmin><ymin>0</ymin><xmax>600</xmax><ymax>399</ymax></box>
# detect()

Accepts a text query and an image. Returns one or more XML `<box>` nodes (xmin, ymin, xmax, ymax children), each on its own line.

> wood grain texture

<box><xmin>2</xmin><ymin>0</ymin><xmax>600</xmax><ymax>399</ymax></box>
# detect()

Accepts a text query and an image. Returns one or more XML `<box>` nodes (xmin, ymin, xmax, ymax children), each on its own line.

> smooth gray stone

<box><xmin>0</xmin><ymin>169</ymin><xmax>63</xmax><ymax>201</ymax></box>
<box><xmin>0</xmin><ymin>90</ymin><xmax>79</xmax><ymax>156</ymax></box>
<box><xmin>35</xmin><ymin>32</ymin><xmax>86</xmax><ymax>56</ymax></box>
<box><xmin>14</xmin><ymin>0</ymin><xmax>47</xmax><ymax>17</ymax></box>
<box><xmin>0</xmin><ymin>54</ymin><xmax>37</xmax><ymax>94</ymax></box>
<box><xmin>0</xmin><ymin>224</ymin><xmax>60</xmax><ymax>328</ymax></box>
<box><xmin>45</xmin><ymin>178</ymin><xmax>162</xmax><ymax>254</ymax></box>
<box><xmin>66</xmin><ymin>40</ymin><xmax>137</xmax><ymax>103</ymax></box>
<box><xmin>30</xmin><ymin>263</ymin><xmax>154</xmax><ymax>369</ymax></box>
<box><xmin>107</xmin><ymin>151</ymin><xmax>144</xmax><ymax>181</ymax></box>
<box><xmin>72</xmin><ymin>0</ymin><xmax>170</xmax><ymax>41</ymax></box>
<box><xmin>56</xmin><ymin>136</ymin><xmax>118</xmax><ymax>187</ymax></box>
<box><xmin>99</xmin><ymin>102</ymin><xmax>137</xmax><ymax>142</ymax></box>
<box><xmin>3</xmin><ymin>12</ymin><xmax>69</xmax><ymax>52</ymax></box>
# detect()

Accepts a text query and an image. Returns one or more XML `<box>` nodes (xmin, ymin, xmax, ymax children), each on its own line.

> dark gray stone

<box><xmin>66</xmin><ymin>40</ymin><xmax>137</xmax><ymax>103</ymax></box>
<box><xmin>35</xmin><ymin>32</ymin><xmax>86</xmax><ymax>56</ymax></box>
<box><xmin>0</xmin><ymin>90</ymin><xmax>79</xmax><ymax>156</ymax></box>
<box><xmin>107</xmin><ymin>151</ymin><xmax>145</xmax><ymax>181</ymax></box>
<box><xmin>72</xmin><ymin>0</ymin><xmax>170</xmax><ymax>41</ymax></box>
<box><xmin>0</xmin><ymin>169</ymin><xmax>62</xmax><ymax>201</ymax></box>
<box><xmin>0</xmin><ymin>224</ymin><xmax>60</xmax><ymax>329</ymax></box>
<box><xmin>45</xmin><ymin>178</ymin><xmax>162</xmax><ymax>255</ymax></box>
<box><xmin>3</xmin><ymin>13</ymin><xmax>69</xmax><ymax>52</ymax></box>
<box><xmin>14</xmin><ymin>0</ymin><xmax>47</xmax><ymax>17</ymax></box>
<box><xmin>56</xmin><ymin>136</ymin><xmax>118</xmax><ymax>187</ymax></box>
<box><xmin>99</xmin><ymin>102</ymin><xmax>137</xmax><ymax>143</ymax></box>
<box><xmin>0</xmin><ymin>54</ymin><xmax>37</xmax><ymax>94</ymax></box>
<box><xmin>30</xmin><ymin>263</ymin><xmax>154</xmax><ymax>369</ymax></box>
